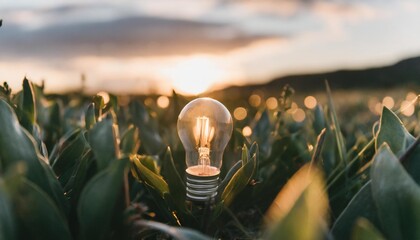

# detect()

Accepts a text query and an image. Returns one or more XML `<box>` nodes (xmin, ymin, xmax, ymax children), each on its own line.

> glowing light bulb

<box><xmin>177</xmin><ymin>98</ymin><xmax>233</xmax><ymax>201</ymax></box>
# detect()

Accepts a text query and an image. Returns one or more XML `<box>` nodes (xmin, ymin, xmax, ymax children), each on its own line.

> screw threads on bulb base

<box><xmin>186</xmin><ymin>171</ymin><xmax>219</xmax><ymax>202</ymax></box>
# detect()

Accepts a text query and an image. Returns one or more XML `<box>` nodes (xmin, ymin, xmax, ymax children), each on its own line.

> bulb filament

<box><xmin>194</xmin><ymin>116</ymin><xmax>214</xmax><ymax>174</ymax></box>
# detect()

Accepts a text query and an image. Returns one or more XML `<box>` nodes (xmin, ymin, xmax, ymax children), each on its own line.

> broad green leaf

<box><xmin>351</xmin><ymin>218</ymin><xmax>385</xmax><ymax>240</ymax></box>
<box><xmin>133</xmin><ymin>220</ymin><xmax>211</xmax><ymax>240</ymax></box>
<box><xmin>376</xmin><ymin>107</ymin><xmax>415</xmax><ymax>156</ymax></box>
<box><xmin>40</xmin><ymin>160</ymin><xmax>70</xmax><ymax>215</ymax></box>
<box><xmin>120</xmin><ymin>125</ymin><xmax>140</xmax><ymax>155</ymax></box>
<box><xmin>217</xmin><ymin>160</ymin><xmax>242</xmax><ymax>199</ymax></box>
<box><xmin>331</xmin><ymin>182</ymin><xmax>380</xmax><ymax>240</ymax></box>
<box><xmin>129</xmin><ymin>101</ymin><xmax>164</xmax><ymax>155</ymax></box>
<box><xmin>131</xmin><ymin>155</ymin><xmax>169</xmax><ymax>197</ymax></box>
<box><xmin>371</xmin><ymin>144</ymin><xmax>420</xmax><ymax>240</ymax></box>
<box><xmin>265</xmin><ymin>164</ymin><xmax>328</xmax><ymax>240</ymax></box>
<box><xmin>84</xmin><ymin>103</ymin><xmax>96</xmax><ymax>130</ymax></box>
<box><xmin>140</xmin><ymin>155</ymin><xmax>160</xmax><ymax>174</ymax></box>
<box><xmin>0</xmin><ymin>181</ymin><xmax>16</xmax><ymax>240</ymax></box>
<box><xmin>221</xmin><ymin>153</ymin><xmax>256</xmax><ymax>207</ymax></box>
<box><xmin>161</xmin><ymin>147</ymin><xmax>185</xmax><ymax>212</ymax></box>
<box><xmin>52</xmin><ymin>130</ymin><xmax>88</xmax><ymax>178</ymax></box>
<box><xmin>375</xmin><ymin>107</ymin><xmax>420</xmax><ymax>183</ymax></box>
<box><xmin>63</xmin><ymin>150</ymin><xmax>95</xmax><ymax>204</ymax></box>
<box><xmin>5</xmin><ymin>177</ymin><xmax>71</xmax><ymax>240</ymax></box>
<box><xmin>78</xmin><ymin>158</ymin><xmax>129</xmax><ymax>240</ymax></box>
<box><xmin>88</xmin><ymin>117</ymin><xmax>117</xmax><ymax>170</ymax></box>
<box><xmin>249</xmin><ymin>142</ymin><xmax>259</xmax><ymax>162</ymax></box>
<box><xmin>0</xmin><ymin>100</ymin><xmax>67</xmax><ymax>213</ymax></box>
<box><xmin>19</xmin><ymin>78</ymin><xmax>36</xmax><ymax>132</ymax></box>
<box><xmin>48</xmin><ymin>100</ymin><xmax>62</xmax><ymax>131</ymax></box>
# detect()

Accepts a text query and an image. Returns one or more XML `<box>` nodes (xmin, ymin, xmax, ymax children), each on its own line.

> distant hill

<box><xmin>208</xmin><ymin>56</ymin><xmax>420</xmax><ymax>99</ymax></box>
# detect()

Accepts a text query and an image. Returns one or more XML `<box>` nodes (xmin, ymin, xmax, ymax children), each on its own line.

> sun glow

<box><xmin>163</xmin><ymin>56</ymin><xmax>227</xmax><ymax>95</ymax></box>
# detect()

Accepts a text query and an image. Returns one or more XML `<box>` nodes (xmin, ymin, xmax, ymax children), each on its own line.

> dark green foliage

<box><xmin>0</xmin><ymin>78</ymin><xmax>419</xmax><ymax>240</ymax></box>
<box><xmin>78</xmin><ymin>158</ymin><xmax>129</xmax><ymax>240</ymax></box>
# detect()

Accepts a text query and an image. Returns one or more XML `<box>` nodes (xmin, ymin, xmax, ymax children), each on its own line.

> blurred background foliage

<box><xmin>0</xmin><ymin>78</ymin><xmax>419</xmax><ymax>240</ymax></box>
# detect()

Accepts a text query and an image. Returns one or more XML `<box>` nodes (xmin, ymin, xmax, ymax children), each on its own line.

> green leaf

<box><xmin>78</xmin><ymin>158</ymin><xmax>129</xmax><ymax>240</ymax></box>
<box><xmin>241</xmin><ymin>144</ymin><xmax>249</xmax><ymax>166</ymax></box>
<box><xmin>331</xmin><ymin>182</ymin><xmax>380</xmax><ymax>240</ymax></box>
<box><xmin>52</xmin><ymin>129</ymin><xmax>88</xmax><ymax>178</ymax></box>
<box><xmin>375</xmin><ymin>107</ymin><xmax>420</xmax><ymax>183</ymax></box>
<box><xmin>161</xmin><ymin>147</ymin><xmax>186</xmax><ymax>212</ymax></box>
<box><xmin>371</xmin><ymin>144</ymin><xmax>420</xmax><ymax>240</ymax></box>
<box><xmin>63</xmin><ymin>150</ymin><xmax>95</xmax><ymax>204</ymax></box>
<box><xmin>129</xmin><ymin>101</ymin><xmax>164</xmax><ymax>155</ymax></box>
<box><xmin>133</xmin><ymin>220</ymin><xmax>211</xmax><ymax>240</ymax></box>
<box><xmin>313</xmin><ymin>105</ymin><xmax>326</xmax><ymax>135</ymax></box>
<box><xmin>265</xmin><ymin>165</ymin><xmax>328</xmax><ymax>240</ymax></box>
<box><xmin>351</xmin><ymin>218</ymin><xmax>385</xmax><ymax>240</ymax></box>
<box><xmin>221</xmin><ymin>153</ymin><xmax>256</xmax><ymax>207</ymax></box>
<box><xmin>40</xmin><ymin>160</ymin><xmax>70</xmax><ymax>215</ymax></box>
<box><xmin>325</xmin><ymin>81</ymin><xmax>347</xmax><ymax>166</ymax></box>
<box><xmin>5</xmin><ymin>177</ymin><xmax>71</xmax><ymax>240</ymax></box>
<box><xmin>376</xmin><ymin>107</ymin><xmax>415</xmax><ymax>157</ymax></box>
<box><xmin>19</xmin><ymin>78</ymin><xmax>36</xmax><ymax>132</ymax></box>
<box><xmin>120</xmin><ymin>125</ymin><xmax>140</xmax><ymax>155</ymax></box>
<box><xmin>84</xmin><ymin>103</ymin><xmax>96</xmax><ymax>130</ymax></box>
<box><xmin>311</xmin><ymin>128</ymin><xmax>327</xmax><ymax>165</ymax></box>
<box><xmin>88</xmin><ymin>117</ymin><xmax>117</xmax><ymax>170</ymax></box>
<box><xmin>218</xmin><ymin>160</ymin><xmax>242</xmax><ymax>199</ymax></box>
<box><xmin>48</xmin><ymin>100</ymin><xmax>62</xmax><ymax>130</ymax></box>
<box><xmin>131</xmin><ymin>155</ymin><xmax>169</xmax><ymax>197</ymax></box>
<box><xmin>0</xmin><ymin>99</ymin><xmax>67</xmax><ymax>214</ymax></box>
<box><xmin>252</xmin><ymin>110</ymin><xmax>272</xmax><ymax>157</ymax></box>
<box><xmin>141</xmin><ymin>155</ymin><xmax>160</xmax><ymax>174</ymax></box>
<box><xmin>92</xmin><ymin>95</ymin><xmax>104</xmax><ymax>118</ymax></box>
<box><xmin>0</xmin><ymin>181</ymin><xmax>16</xmax><ymax>240</ymax></box>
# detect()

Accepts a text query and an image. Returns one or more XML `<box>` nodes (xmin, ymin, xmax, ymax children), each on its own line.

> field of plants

<box><xmin>0</xmin><ymin>78</ymin><xmax>419</xmax><ymax>240</ymax></box>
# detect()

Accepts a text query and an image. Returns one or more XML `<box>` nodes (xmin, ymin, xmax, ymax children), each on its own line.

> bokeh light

<box><xmin>382</xmin><ymin>96</ymin><xmax>394</xmax><ymax>109</ymax></box>
<box><xmin>368</xmin><ymin>97</ymin><xmax>378</xmax><ymax>114</ymax></box>
<box><xmin>266</xmin><ymin>97</ymin><xmax>278</xmax><ymax>110</ymax></box>
<box><xmin>249</xmin><ymin>94</ymin><xmax>262</xmax><ymax>107</ymax></box>
<box><xmin>374</xmin><ymin>103</ymin><xmax>383</xmax><ymax>115</ymax></box>
<box><xmin>233</xmin><ymin>107</ymin><xmax>247</xmax><ymax>121</ymax></box>
<box><xmin>287</xmin><ymin>102</ymin><xmax>298</xmax><ymax>114</ymax></box>
<box><xmin>292</xmin><ymin>108</ymin><xmax>306</xmax><ymax>122</ymax></box>
<box><xmin>242</xmin><ymin>126</ymin><xmax>252</xmax><ymax>137</ymax></box>
<box><xmin>144</xmin><ymin>97</ymin><xmax>154</xmax><ymax>107</ymax></box>
<box><xmin>308</xmin><ymin>144</ymin><xmax>314</xmax><ymax>151</ymax></box>
<box><xmin>400</xmin><ymin>100</ymin><xmax>415</xmax><ymax>117</ymax></box>
<box><xmin>406</xmin><ymin>92</ymin><xmax>417</xmax><ymax>101</ymax></box>
<box><xmin>118</xmin><ymin>95</ymin><xmax>130</xmax><ymax>107</ymax></box>
<box><xmin>304</xmin><ymin>96</ymin><xmax>317</xmax><ymax>109</ymax></box>
<box><xmin>157</xmin><ymin>96</ymin><xmax>170</xmax><ymax>108</ymax></box>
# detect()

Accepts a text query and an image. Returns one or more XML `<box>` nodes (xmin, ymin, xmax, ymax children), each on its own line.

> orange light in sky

<box><xmin>162</xmin><ymin>56</ymin><xmax>227</xmax><ymax>95</ymax></box>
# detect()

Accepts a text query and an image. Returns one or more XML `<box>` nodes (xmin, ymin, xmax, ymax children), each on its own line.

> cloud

<box><xmin>0</xmin><ymin>15</ymin><xmax>276</xmax><ymax>60</ymax></box>
<box><xmin>2</xmin><ymin>0</ymin><xmax>420</xmax><ymax>95</ymax></box>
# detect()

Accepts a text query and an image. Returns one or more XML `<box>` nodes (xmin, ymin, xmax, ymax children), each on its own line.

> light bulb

<box><xmin>177</xmin><ymin>97</ymin><xmax>233</xmax><ymax>201</ymax></box>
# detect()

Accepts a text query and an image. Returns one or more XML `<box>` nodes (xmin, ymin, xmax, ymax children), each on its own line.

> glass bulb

<box><xmin>177</xmin><ymin>97</ymin><xmax>233</xmax><ymax>201</ymax></box>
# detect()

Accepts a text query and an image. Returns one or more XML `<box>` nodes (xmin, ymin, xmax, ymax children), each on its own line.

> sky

<box><xmin>1</xmin><ymin>0</ymin><xmax>420</xmax><ymax>95</ymax></box>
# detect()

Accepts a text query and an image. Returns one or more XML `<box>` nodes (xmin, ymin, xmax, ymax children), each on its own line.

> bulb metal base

<box><xmin>186</xmin><ymin>170</ymin><xmax>219</xmax><ymax>202</ymax></box>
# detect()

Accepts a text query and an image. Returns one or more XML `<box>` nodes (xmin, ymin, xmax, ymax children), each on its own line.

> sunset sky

<box><xmin>1</xmin><ymin>0</ymin><xmax>420</xmax><ymax>95</ymax></box>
